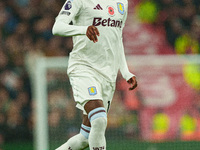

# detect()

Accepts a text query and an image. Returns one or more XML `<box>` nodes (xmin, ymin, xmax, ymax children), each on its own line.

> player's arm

<box><xmin>119</xmin><ymin>1</ymin><xmax>137</xmax><ymax>90</ymax></box>
<box><xmin>52</xmin><ymin>0</ymin><xmax>87</xmax><ymax>36</ymax></box>
<box><xmin>119</xmin><ymin>40</ymin><xmax>137</xmax><ymax>90</ymax></box>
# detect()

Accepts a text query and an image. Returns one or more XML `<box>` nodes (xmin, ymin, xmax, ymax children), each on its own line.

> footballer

<box><xmin>52</xmin><ymin>0</ymin><xmax>137</xmax><ymax>149</ymax></box>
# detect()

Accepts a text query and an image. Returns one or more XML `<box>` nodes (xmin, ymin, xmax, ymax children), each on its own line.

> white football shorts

<box><xmin>68</xmin><ymin>65</ymin><xmax>116</xmax><ymax>115</ymax></box>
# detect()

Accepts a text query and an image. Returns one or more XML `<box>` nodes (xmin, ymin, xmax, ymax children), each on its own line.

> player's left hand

<box><xmin>127</xmin><ymin>76</ymin><xmax>137</xmax><ymax>91</ymax></box>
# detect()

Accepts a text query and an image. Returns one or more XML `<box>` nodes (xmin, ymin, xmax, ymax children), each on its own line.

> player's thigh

<box><xmin>69</xmin><ymin>72</ymin><xmax>103</xmax><ymax>112</ymax></box>
<box><xmin>84</xmin><ymin>100</ymin><xmax>104</xmax><ymax>114</ymax></box>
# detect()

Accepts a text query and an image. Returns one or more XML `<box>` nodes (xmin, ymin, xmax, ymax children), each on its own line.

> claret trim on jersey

<box><xmin>94</xmin><ymin>4</ymin><xmax>103</xmax><ymax>10</ymax></box>
<box><xmin>92</xmin><ymin>17</ymin><xmax>122</xmax><ymax>28</ymax></box>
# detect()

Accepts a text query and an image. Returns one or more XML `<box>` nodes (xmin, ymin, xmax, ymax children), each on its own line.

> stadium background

<box><xmin>0</xmin><ymin>0</ymin><xmax>200</xmax><ymax>150</ymax></box>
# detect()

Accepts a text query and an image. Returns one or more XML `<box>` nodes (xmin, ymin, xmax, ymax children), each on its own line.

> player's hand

<box><xmin>86</xmin><ymin>25</ymin><xmax>100</xmax><ymax>43</ymax></box>
<box><xmin>127</xmin><ymin>76</ymin><xmax>137</xmax><ymax>91</ymax></box>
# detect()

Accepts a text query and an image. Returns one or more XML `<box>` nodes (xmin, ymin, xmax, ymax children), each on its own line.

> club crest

<box><xmin>88</xmin><ymin>86</ymin><xmax>97</xmax><ymax>96</ymax></box>
<box><xmin>117</xmin><ymin>3</ymin><xmax>124</xmax><ymax>15</ymax></box>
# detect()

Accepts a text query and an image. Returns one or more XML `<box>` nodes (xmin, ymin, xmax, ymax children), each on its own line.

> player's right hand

<box><xmin>86</xmin><ymin>25</ymin><xmax>100</xmax><ymax>43</ymax></box>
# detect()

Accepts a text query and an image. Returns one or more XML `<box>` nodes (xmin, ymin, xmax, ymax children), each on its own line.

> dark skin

<box><xmin>83</xmin><ymin>78</ymin><xmax>137</xmax><ymax>127</ymax></box>
<box><xmin>83</xmin><ymin>26</ymin><xmax>138</xmax><ymax>127</ymax></box>
<box><xmin>86</xmin><ymin>25</ymin><xmax>100</xmax><ymax>43</ymax></box>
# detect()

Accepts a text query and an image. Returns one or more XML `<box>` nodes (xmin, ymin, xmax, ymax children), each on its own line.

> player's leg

<box><xmin>84</xmin><ymin>100</ymin><xmax>107</xmax><ymax>150</ymax></box>
<box><xmin>55</xmin><ymin>115</ymin><xmax>90</xmax><ymax>150</ymax></box>
<box><xmin>66</xmin><ymin>67</ymin><xmax>107</xmax><ymax>149</ymax></box>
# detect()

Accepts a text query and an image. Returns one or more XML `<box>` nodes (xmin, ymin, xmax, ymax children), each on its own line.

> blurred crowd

<box><xmin>136</xmin><ymin>0</ymin><xmax>200</xmax><ymax>54</ymax></box>
<box><xmin>0</xmin><ymin>0</ymin><xmax>73</xmax><ymax>147</ymax></box>
<box><xmin>0</xmin><ymin>0</ymin><xmax>200</xmax><ymax>148</ymax></box>
<box><xmin>156</xmin><ymin>0</ymin><xmax>200</xmax><ymax>54</ymax></box>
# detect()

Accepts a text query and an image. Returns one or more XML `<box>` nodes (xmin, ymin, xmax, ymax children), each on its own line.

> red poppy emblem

<box><xmin>108</xmin><ymin>6</ymin><xmax>114</xmax><ymax>16</ymax></box>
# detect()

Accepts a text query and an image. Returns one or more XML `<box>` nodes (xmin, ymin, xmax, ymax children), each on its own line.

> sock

<box><xmin>80</xmin><ymin>124</ymin><xmax>91</xmax><ymax>139</ymax></box>
<box><xmin>88</xmin><ymin>107</ymin><xmax>107</xmax><ymax>150</ymax></box>
<box><xmin>55</xmin><ymin>124</ymin><xmax>90</xmax><ymax>150</ymax></box>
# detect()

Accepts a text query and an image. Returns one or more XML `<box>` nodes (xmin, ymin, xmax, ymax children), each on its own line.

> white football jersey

<box><xmin>53</xmin><ymin>0</ymin><xmax>134</xmax><ymax>82</ymax></box>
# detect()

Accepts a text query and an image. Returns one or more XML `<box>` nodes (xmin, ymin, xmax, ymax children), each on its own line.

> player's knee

<box><xmin>88</xmin><ymin>107</ymin><xmax>107</xmax><ymax>131</ymax></box>
<box><xmin>91</xmin><ymin>117</ymin><xmax>107</xmax><ymax>131</ymax></box>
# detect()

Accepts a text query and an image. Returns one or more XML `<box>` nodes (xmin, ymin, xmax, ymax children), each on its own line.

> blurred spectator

<box><xmin>183</xmin><ymin>63</ymin><xmax>200</xmax><ymax>91</ymax></box>
<box><xmin>136</xmin><ymin>0</ymin><xmax>159</xmax><ymax>24</ymax></box>
<box><xmin>151</xmin><ymin>109</ymin><xmax>170</xmax><ymax>141</ymax></box>
<box><xmin>174</xmin><ymin>33</ymin><xmax>199</xmax><ymax>54</ymax></box>
<box><xmin>179</xmin><ymin>110</ymin><xmax>196</xmax><ymax>141</ymax></box>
